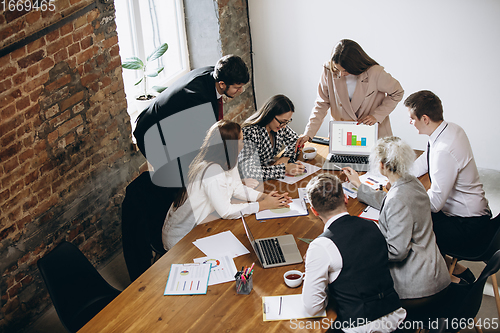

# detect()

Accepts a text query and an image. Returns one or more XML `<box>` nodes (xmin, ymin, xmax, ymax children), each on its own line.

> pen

<box><xmin>279</xmin><ymin>296</ymin><xmax>282</xmax><ymax>315</ymax></box>
<box><xmin>247</xmin><ymin>263</ymin><xmax>255</xmax><ymax>277</ymax></box>
<box><xmin>333</xmin><ymin>164</ymin><xmax>343</xmax><ymax>170</ymax></box>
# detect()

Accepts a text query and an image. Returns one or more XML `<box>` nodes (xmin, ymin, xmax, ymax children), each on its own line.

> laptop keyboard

<box><xmin>330</xmin><ymin>154</ymin><xmax>369</xmax><ymax>164</ymax></box>
<box><xmin>259</xmin><ymin>238</ymin><xmax>286</xmax><ymax>265</ymax></box>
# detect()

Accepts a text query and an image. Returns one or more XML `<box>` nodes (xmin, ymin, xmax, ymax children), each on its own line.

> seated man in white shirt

<box><xmin>405</xmin><ymin>90</ymin><xmax>492</xmax><ymax>282</ymax></box>
<box><xmin>302</xmin><ymin>173</ymin><xmax>406</xmax><ymax>333</ymax></box>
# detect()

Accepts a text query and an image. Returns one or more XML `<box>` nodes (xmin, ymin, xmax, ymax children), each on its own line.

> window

<box><xmin>115</xmin><ymin>0</ymin><xmax>190</xmax><ymax>135</ymax></box>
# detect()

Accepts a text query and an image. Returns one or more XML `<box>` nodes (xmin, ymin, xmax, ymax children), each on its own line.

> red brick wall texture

<box><xmin>0</xmin><ymin>0</ymin><xmax>144</xmax><ymax>330</ymax></box>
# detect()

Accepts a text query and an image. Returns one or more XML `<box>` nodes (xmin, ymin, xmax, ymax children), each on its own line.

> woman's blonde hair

<box><xmin>369</xmin><ymin>136</ymin><xmax>415</xmax><ymax>177</ymax></box>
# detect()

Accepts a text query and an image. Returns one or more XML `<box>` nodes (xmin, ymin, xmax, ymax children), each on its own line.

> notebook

<box><xmin>322</xmin><ymin>121</ymin><xmax>378</xmax><ymax>172</ymax></box>
<box><xmin>240</xmin><ymin>214</ymin><xmax>302</xmax><ymax>268</ymax></box>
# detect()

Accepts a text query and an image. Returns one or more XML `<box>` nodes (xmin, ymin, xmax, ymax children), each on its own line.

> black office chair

<box><xmin>437</xmin><ymin>250</ymin><xmax>500</xmax><ymax>333</ymax></box>
<box><xmin>37</xmin><ymin>241</ymin><xmax>121</xmax><ymax>333</ymax></box>
<box><xmin>447</xmin><ymin>213</ymin><xmax>500</xmax><ymax>319</ymax></box>
<box><xmin>122</xmin><ymin>171</ymin><xmax>182</xmax><ymax>281</ymax></box>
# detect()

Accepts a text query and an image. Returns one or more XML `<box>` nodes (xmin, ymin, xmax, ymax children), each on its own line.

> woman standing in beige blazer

<box><xmin>297</xmin><ymin>39</ymin><xmax>404</xmax><ymax>147</ymax></box>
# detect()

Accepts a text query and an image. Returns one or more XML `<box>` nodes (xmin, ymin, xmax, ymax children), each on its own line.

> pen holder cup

<box><xmin>235</xmin><ymin>275</ymin><xmax>253</xmax><ymax>295</ymax></box>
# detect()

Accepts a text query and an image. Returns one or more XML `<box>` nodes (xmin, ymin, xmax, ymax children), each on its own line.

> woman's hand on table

<box><xmin>258</xmin><ymin>191</ymin><xmax>292</xmax><ymax>211</ymax></box>
<box><xmin>342</xmin><ymin>167</ymin><xmax>362</xmax><ymax>187</ymax></box>
<box><xmin>286</xmin><ymin>161</ymin><xmax>306</xmax><ymax>175</ymax></box>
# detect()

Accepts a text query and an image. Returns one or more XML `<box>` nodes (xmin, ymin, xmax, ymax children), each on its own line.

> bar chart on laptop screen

<box><xmin>331</xmin><ymin>123</ymin><xmax>375</xmax><ymax>154</ymax></box>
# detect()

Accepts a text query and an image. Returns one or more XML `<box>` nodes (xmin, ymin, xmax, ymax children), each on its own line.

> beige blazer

<box><xmin>304</xmin><ymin>64</ymin><xmax>404</xmax><ymax>139</ymax></box>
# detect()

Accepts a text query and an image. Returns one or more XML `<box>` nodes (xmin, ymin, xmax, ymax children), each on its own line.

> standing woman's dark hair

<box><xmin>173</xmin><ymin>120</ymin><xmax>241</xmax><ymax>209</ymax></box>
<box><xmin>330</xmin><ymin>39</ymin><xmax>379</xmax><ymax>76</ymax></box>
<box><xmin>242</xmin><ymin>94</ymin><xmax>295</xmax><ymax>128</ymax></box>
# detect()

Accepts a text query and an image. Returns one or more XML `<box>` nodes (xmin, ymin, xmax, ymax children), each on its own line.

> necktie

<box><xmin>217</xmin><ymin>97</ymin><xmax>223</xmax><ymax>120</ymax></box>
<box><xmin>427</xmin><ymin>141</ymin><xmax>431</xmax><ymax>183</ymax></box>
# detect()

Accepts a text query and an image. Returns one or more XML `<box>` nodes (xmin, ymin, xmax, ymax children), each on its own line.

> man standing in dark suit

<box><xmin>132</xmin><ymin>55</ymin><xmax>249</xmax><ymax>188</ymax></box>
<box><xmin>133</xmin><ymin>54</ymin><xmax>249</xmax><ymax>157</ymax></box>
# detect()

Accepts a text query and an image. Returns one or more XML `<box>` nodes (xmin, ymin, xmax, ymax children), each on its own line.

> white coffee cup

<box><xmin>302</xmin><ymin>147</ymin><xmax>317</xmax><ymax>160</ymax></box>
<box><xmin>284</xmin><ymin>270</ymin><xmax>304</xmax><ymax>288</ymax></box>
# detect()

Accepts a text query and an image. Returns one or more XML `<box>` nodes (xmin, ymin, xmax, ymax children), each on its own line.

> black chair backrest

<box><xmin>37</xmin><ymin>241</ymin><xmax>120</xmax><ymax>332</ymax></box>
<box><xmin>457</xmin><ymin>249</ymin><xmax>500</xmax><ymax>318</ymax></box>
<box><xmin>124</xmin><ymin>171</ymin><xmax>181</xmax><ymax>253</ymax></box>
<box><xmin>482</xmin><ymin>213</ymin><xmax>500</xmax><ymax>261</ymax></box>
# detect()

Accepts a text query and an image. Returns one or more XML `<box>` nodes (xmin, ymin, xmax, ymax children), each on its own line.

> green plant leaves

<box><xmin>134</xmin><ymin>77</ymin><xmax>143</xmax><ymax>86</ymax></box>
<box><xmin>147</xmin><ymin>43</ymin><xmax>169</xmax><ymax>62</ymax></box>
<box><xmin>152</xmin><ymin>86</ymin><xmax>168</xmax><ymax>93</ymax></box>
<box><xmin>145</xmin><ymin>67</ymin><xmax>165</xmax><ymax>77</ymax></box>
<box><xmin>122</xmin><ymin>57</ymin><xmax>144</xmax><ymax>70</ymax></box>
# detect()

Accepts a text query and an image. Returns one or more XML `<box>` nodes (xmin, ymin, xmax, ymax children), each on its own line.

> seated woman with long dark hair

<box><xmin>162</xmin><ymin>120</ymin><xmax>291</xmax><ymax>250</ymax></box>
<box><xmin>238</xmin><ymin>94</ymin><xmax>304</xmax><ymax>188</ymax></box>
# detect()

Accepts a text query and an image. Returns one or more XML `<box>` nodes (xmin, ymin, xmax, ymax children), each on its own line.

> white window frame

<box><xmin>115</xmin><ymin>0</ymin><xmax>190</xmax><ymax>137</ymax></box>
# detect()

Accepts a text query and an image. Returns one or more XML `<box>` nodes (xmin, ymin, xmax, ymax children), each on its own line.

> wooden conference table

<box><xmin>80</xmin><ymin>142</ymin><xmax>428</xmax><ymax>333</ymax></box>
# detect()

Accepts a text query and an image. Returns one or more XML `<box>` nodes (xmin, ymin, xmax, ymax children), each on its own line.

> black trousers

<box><xmin>122</xmin><ymin>172</ymin><xmax>181</xmax><ymax>281</ymax></box>
<box><xmin>431</xmin><ymin>211</ymin><xmax>494</xmax><ymax>256</ymax></box>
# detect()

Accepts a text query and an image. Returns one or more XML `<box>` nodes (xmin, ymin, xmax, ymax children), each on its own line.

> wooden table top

<box><xmin>79</xmin><ymin>142</ymin><xmax>428</xmax><ymax>333</ymax></box>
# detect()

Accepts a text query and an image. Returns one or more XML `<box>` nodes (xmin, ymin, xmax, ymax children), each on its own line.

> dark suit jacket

<box><xmin>133</xmin><ymin>67</ymin><xmax>218</xmax><ymax>156</ymax></box>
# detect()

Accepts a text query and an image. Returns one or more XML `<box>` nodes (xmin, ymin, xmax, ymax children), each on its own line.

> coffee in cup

<box><xmin>284</xmin><ymin>270</ymin><xmax>304</xmax><ymax>288</ymax></box>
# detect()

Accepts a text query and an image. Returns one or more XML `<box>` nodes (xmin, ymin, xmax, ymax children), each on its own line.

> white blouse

<box><xmin>162</xmin><ymin>162</ymin><xmax>261</xmax><ymax>250</ymax></box>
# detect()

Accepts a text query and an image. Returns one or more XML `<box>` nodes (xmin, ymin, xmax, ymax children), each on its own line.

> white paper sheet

<box><xmin>297</xmin><ymin>188</ymin><xmax>309</xmax><ymax>203</ymax></box>
<box><xmin>193</xmin><ymin>255</ymin><xmax>238</xmax><ymax>286</ymax></box>
<box><xmin>358</xmin><ymin>206</ymin><xmax>380</xmax><ymax>222</ymax></box>
<box><xmin>342</xmin><ymin>182</ymin><xmax>358</xmax><ymax>198</ymax></box>
<box><xmin>193</xmin><ymin>230</ymin><xmax>249</xmax><ymax>258</ymax></box>
<box><xmin>164</xmin><ymin>263</ymin><xmax>211</xmax><ymax>295</ymax></box>
<box><xmin>279</xmin><ymin>162</ymin><xmax>321</xmax><ymax>185</ymax></box>
<box><xmin>256</xmin><ymin>198</ymin><xmax>308</xmax><ymax>220</ymax></box>
<box><xmin>262</xmin><ymin>294</ymin><xmax>326</xmax><ymax>321</ymax></box>
<box><xmin>359</xmin><ymin>173</ymin><xmax>388</xmax><ymax>190</ymax></box>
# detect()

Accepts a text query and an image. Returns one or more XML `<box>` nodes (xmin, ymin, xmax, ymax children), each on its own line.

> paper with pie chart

<box><xmin>164</xmin><ymin>263</ymin><xmax>212</xmax><ymax>295</ymax></box>
<box><xmin>279</xmin><ymin>162</ymin><xmax>321</xmax><ymax>185</ymax></box>
<box><xmin>193</xmin><ymin>255</ymin><xmax>238</xmax><ymax>286</ymax></box>
<box><xmin>256</xmin><ymin>198</ymin><xmax>308</xmax><ymax>220</ymax></box>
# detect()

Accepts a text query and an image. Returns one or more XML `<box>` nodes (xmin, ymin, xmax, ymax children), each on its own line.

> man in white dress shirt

<box><xmin>302</xmin><ymin>173</ymin><xmax>406</xmax><ymax>332</ymax></box>
<box><xmin>405</xmin><ymin>90</ymin><xmax>492</xmax><ymax>281</ymax></box>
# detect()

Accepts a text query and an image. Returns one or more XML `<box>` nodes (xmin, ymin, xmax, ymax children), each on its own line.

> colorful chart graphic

<box><xmin>203</xmin><ymin>259</ymin><xmax>221</xmax><ymax>267</ymax></box>
<box><xmin>180</xmin><ymin>270</ymin><xmax>189</xmax><ymax>276</ymax></box>
<box><xmin>345</xmin><ymin>132</ymin><xmax>367</xmax><ymax>146</ymax></box>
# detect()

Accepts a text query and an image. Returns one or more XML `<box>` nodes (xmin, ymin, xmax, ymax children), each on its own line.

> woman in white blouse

<box><xmin>162</xmin><ymin>120</ymin><xmax>291</xmax><ymax>250</ymax></box>
<box><xmin>296</xmin><ymin>39</ymin><xmax>404</xmax><ymax>148</ymax></box>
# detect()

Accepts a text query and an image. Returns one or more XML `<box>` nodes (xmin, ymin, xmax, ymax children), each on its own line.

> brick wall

<box><xmin>0</xmin><ymin>0</ymin><xmax>144</xmax><ymax>331</ymax></box>
<box><xmin>219</xmin><ymin>0</ymin><xmax>256</xmax><ymax>123</ymax></box>
<box><xmin>0</xmin><ymin>0</ymin><xmax>256</xmax><ymax>331</ymax></box>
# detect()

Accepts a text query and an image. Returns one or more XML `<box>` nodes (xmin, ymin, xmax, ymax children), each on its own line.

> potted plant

<box><xmin>122</xmin><ymin>42</ymin><xmax>169</xmax><ymax>101</ymax></box>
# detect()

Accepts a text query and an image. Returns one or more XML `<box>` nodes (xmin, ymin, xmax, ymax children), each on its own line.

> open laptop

<box><xmin>240</xmin><ymin>214</ymin><xmax>302</xmax><ymax>268</ymax></box>
<box><xmin>322</xmin><ymin>121</ymin><xmax>378</xmax><ymax>172</ymax></box>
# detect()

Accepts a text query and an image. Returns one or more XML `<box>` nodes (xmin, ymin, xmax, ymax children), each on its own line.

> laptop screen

<box><xmin>240</xmin><ymin>214</ymin><xmax>264</xmax><ymax>265</ymax></box>
<box><xmin>329</xmin><ymin>121</ymin><xmax>378</xmax><ymax>155</ymax></box>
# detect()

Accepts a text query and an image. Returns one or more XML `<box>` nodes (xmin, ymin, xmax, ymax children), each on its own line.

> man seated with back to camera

<box><xmin>302</xmin><ymin>173</ymin><xmax>406</xmax><ymax>332</ymax></box>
